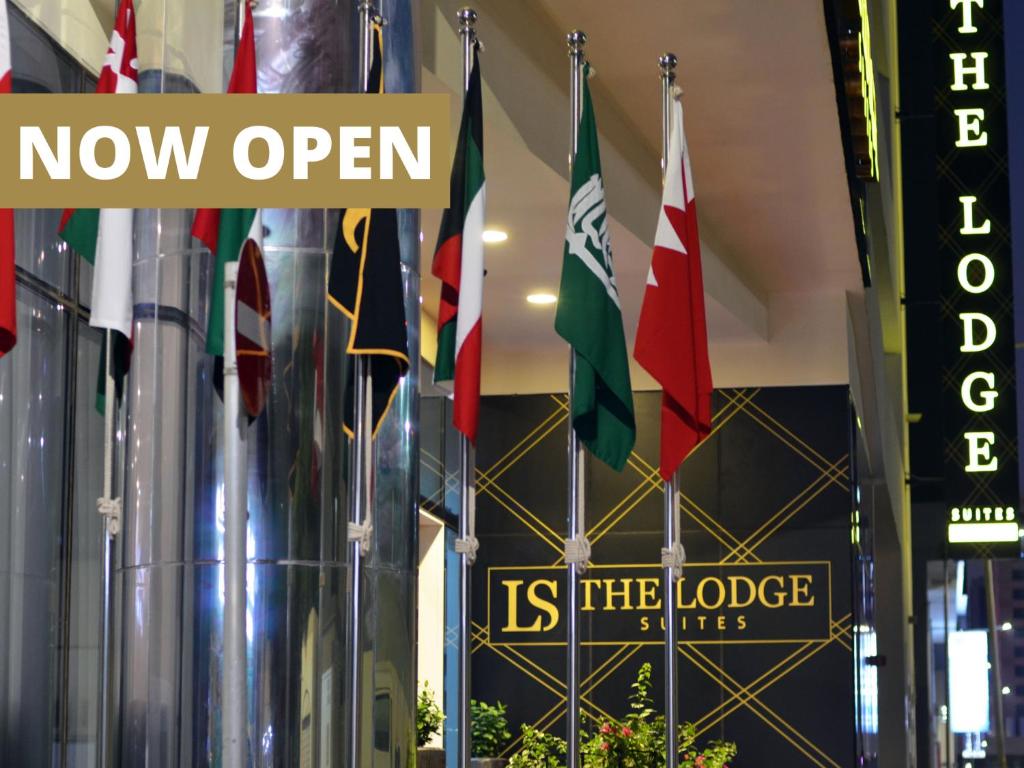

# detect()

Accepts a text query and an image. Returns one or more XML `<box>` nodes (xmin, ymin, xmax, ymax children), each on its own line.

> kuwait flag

<box><xmin>59</xmin><ymin>0</ymin><xmax>138</xmax><ymax>409</ymax></box>
<box><xmin>555</xmin><ymin>65</ymin><xmax>635</xmax><ymax>471</ymax></box>
<box><xmin>634</xmin><ymin>91</ymin><xmax>712</xmax><ymax>480</ymax></box>
<box><xmin>192</xmin><ymin>1</ymin><xmax>260</xmax><ymax>363</ymax></box>
<box><xmin>0</xmin><ymin>0</ymin><xmax>14</xmax><ymax>358</ymax></box>
<box><xmin>432</xmin><ymin>47</ymin><xmax>485</xmax><ymax>444</ymax></box>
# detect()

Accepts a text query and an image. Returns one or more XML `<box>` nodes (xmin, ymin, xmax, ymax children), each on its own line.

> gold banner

<box><xmin>0</xmin><ymin>93</ymin><xmax>450</xmax><ymax>208</ymax></box>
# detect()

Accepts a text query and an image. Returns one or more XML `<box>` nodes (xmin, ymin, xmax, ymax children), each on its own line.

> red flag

<box><xmin>634</xmin><ymin>93</ymin><xmax>712</xmax><ymax>480</ymax></box>
<box><xmin>0</xmin><ymin>2</ymin><xmax>14</xmax><ymax>357</ymax></box>
<box><xmin>191</xmin><ymin>1</ymin><xmax>258</xmax><ymax>253</ymax></box>
<box><xmin>235</xmin><ymin>240</ymin><xmax>271</xmax><ymax>419</ymax></box>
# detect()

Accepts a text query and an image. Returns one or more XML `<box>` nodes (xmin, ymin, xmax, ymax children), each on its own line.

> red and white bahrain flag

<box><xmin>235</xmin><ymin>238</ymin><xmax>271</xmax><ymax>420</ymax></box>
<box><xmin>0</xmin><ymin>2</ymin><xmax>14</xmax><ymax>357</ymax></box>
<box><xmin>432</xmin><ymin>48</ymin><xmax>484</xmax><ymax>443</ymax></box>
<box><xmin>634</xmin><ymin>92</ymin><xmax>713</xmax><ymax>480</ymax></box>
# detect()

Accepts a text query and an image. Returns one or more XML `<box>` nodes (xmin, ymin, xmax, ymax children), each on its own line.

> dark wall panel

<box><xmin>468</xmin><ymin>386</ymin><xmax>855</xmax><ymax>766</ymax></box>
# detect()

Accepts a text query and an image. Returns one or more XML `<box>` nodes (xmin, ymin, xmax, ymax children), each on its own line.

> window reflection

<box><xmin>0</xmin><ymin>6</ymin><xmax>105</xmax><ymax>767</ymax></box>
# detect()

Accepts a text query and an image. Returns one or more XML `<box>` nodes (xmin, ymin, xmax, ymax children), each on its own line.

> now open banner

<box><xmin>0</xmin><ymin>93</ymin><xmax>449</xmax><ymax>208</ymax></box>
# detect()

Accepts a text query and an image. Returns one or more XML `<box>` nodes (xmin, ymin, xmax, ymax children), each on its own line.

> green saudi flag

<box><xmin>554</xmin><ymin>65</ymin><xmax>636</xmax><ymax>471</ymax></box>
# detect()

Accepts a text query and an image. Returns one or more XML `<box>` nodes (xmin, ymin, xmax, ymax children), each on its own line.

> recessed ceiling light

<box><xmin>527</xmin><ymin>292</ymin><xmax>557</xmax><ymax>305</ymax></box>
<box><xmin>483</xmin><ymin>229</ymin><xmax>508</xmax><ymax>244</ymax></box>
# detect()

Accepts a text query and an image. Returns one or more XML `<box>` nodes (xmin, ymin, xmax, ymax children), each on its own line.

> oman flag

<box><xmin>634</xmin><ymin>91</ymin><xmax>712</xmax><ymax>480</ymax></box>
<box><xmin>59</xmin><ymin>0</ymin><xmax>138</xmax><ymax>408</ymax></box>
<box><xmin>432</xmin><ymin>47</ymin><xmax>485</xmax><ymax>444</ymax></box>
<box><xmin>192</xmin><ymin>1</ymin><xmax>261</xmax><ymax>363</ymax></box>
<box><xmin>0</xmin><ymin>1</ymin><xmax>14</xmax><ymax>358</ymax></box>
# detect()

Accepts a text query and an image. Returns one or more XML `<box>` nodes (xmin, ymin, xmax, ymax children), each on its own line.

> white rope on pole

<box><xmin>563</xmin><ymin>536</ymin><xmax>592</xmax><ymax>569</ymax></box>
<box><xmin>660</xmin><ymin>482</ymin><xmax>686</xmax><ymax>581</ymax></box>
<box><xmin>453</xmin><ymin>532</ymin><xmax>479</xmax><ymax>564</ymax></box>
<box><xmin>346</xmin><ymin>520</ymin><xmax>373</xmax><ymax>555</ymax></box>
<box><xmin>97</xmin><ymin>496</ymin><xmax>122</xmax><ymax>536</ymax></box>
<box><xmin>660</xmin><ymin>541</ymin><xmax>687</xmax><ymax>580</ymax></box>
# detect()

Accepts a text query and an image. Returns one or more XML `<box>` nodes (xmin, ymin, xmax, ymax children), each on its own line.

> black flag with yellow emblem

<box><xmin>328</xmin><ymin>22</ymin><xmax>409</xmax><ymax>436</ymax></box>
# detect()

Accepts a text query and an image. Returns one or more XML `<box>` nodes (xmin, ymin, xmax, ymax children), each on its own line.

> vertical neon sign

<box><xmin>938</xmin><ymin>0</ymin><xmax>1020</xmax><ymax>553</ymax></box>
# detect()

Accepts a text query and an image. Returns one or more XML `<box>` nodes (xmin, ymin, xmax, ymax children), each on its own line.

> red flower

<box><xmin>600</xmin><ymin>741</ymin><xmax>610</xmax><ymax>751</ymax></box>
<box><xmin>621</xmin><ymin>726</ymin><xmax>633</xmax><ymax>737</ymax></box>
<box><xmin>600</xmin><ymin>723</ymin><xmax>613</xmax><ymax>735</ymax></box>
<box><xmin>695</xmin><ymin>756</ymin><xmax>705</xmax><ymax>767</ymax></box>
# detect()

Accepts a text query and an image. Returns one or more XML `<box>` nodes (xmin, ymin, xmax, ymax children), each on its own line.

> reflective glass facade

<box><xmin>0</xmin><ymin>1</ymin><xmax>421</xmax><ymax>764</ymax></box>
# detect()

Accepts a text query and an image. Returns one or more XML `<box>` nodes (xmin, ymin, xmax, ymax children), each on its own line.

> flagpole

<box><xmin>455</xmin><ymin>9</ymin><xmax>479</xmax><ymax>768</ymax></box>
<box><xmin>659</xmin><ymin>53</ymin><xmax>683</xmax><ymax>768</ymax></box>
<box><xmin>221</xmin><ymin>6</ymin><xmax>256</xmax><ymax>765</ymax></box>
<box><xmin>97</xmin><ymin>329</ymin><xmax>120</xmax><ymax>768</ymax></box>
<box><xmin>345</xmin><ymin>4</ymin><xmax>377</xmax><ymax>767</ymax></box>
<box><xmin>566</xmin><ymin>29</ymin><xmax>587</xmax><ymax>768</ymax></box>
<box><xmin>222</xmin><ymin>258</ymin><xmax>248</xmax><ymax>768</ymax></box>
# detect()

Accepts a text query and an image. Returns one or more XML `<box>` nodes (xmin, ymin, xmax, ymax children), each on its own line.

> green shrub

<box><xmin>509</xmin><ymin>724</ymin><xmax>567</xmax><ymax>768</ymax></box>
<box><xmin>416</xmin><ymin>685</ymin><xmax>445</xmax><ymax>748</ymax></box>
<box><xmin>470</xmin><ymin>699</ymin><xmax>512</xmax><ymax>758</ymax></box>
<box><xmin>508</xmin><ymin>663</ymin><xmax>738</xmax><ymax>768</ymax></box>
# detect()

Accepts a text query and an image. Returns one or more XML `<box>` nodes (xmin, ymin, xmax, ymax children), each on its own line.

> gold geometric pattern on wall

<box><xmin>420</xmin><ymin>387</ymin><xmax>854</xmax><ymax>767</ymax></box>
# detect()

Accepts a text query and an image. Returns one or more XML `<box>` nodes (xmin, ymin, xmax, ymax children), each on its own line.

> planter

<box><xmin>470</xmin><ymin>759</ymin><xmax>508</xmax><ymax>768</ymax></box>
<box><xmin>417</xmin><ymin>747</ymin><xmax>445</xmax><ymax>768</ymax></box>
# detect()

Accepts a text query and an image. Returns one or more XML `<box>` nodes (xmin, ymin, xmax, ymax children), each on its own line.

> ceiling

<box><xmin>420</xmin><ymin>0</ymin><xmax>863</xmax><ymax>394</ymax></box>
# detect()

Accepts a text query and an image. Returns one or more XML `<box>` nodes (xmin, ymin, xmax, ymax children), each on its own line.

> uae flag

<box><xmin>432</xmin><ymin>47</ymin><xmax>484</xmax><ymax>444</ymax></box>
<box><xmin>634</xmin><ymin>92</ymin><xmax>712</xmax><ymax>480</ymax></box>
<box><xmin>192</xmin><ymin>1</ymin><xmax>261</xmax><ymax>369</ymax></box>
<box><xmin>554</xmin><ymin>65</ymin><xmax>635</xmax><ymax>471</ymax></box>
<box><xmin>59</xmin><ymin>0</ymin><xmax>138</xmax><ymax>410</ymax></box>
<box><xmin>328</xmin><ymin>22</ymin><xmax>409</xmax><ymax>436</ymax></box>
<box><xmin>0</xmin><ymin>1</ymin><xmax>14</xmax><ymax>358</ymax></box>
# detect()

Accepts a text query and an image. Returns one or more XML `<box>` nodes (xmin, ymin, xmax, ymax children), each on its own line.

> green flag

<box><xmin>555</xmin><ymin>66</ymin><xmax>636</xmax><ymax>471</ymax></box>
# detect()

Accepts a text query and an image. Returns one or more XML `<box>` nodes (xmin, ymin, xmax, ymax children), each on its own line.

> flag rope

<box><xmin>454</xmin><ymin>532</ymin><xmax>479</xmax><ymax>563</ymax></box>
<box><xmin>346</xmin><ymin>520</ymin><xmax>373</xmax><ymax>555</ymax></box>
<box><xmin>563</xmin><ymin>536</ymin><xmax>592</xmax><ymax>568</ymax></box>
<box><xmin>96</xmin><ymin>497</ymin><xmax>122</xmax><ymax>535</ymax></box>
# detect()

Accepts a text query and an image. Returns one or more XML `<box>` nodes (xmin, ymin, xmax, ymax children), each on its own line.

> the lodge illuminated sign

<box><xmin>937</xmin><ymin>0</ymin><xmax>1020</xmax><ymax>554</ymax></box>
<box><xmin>487</xmin><ymin>563</ymin><xmax>832</xmax><ymax>645</ymax></box>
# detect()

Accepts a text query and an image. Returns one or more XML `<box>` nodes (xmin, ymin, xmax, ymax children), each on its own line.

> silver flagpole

<box><xmin>986</xmin><ymin>560</ymin><xmax>1009</xmax><ymax>768</ymax></box>
<box><xmin>97</xmin><ymin>329</ymin><xmax>119</xmax><ymax>768</ymax></box>
<box><xmin>659</xmin><ymin>53</ymin><xmax>681</xmax><ymax>768</ymax></box>
<box><xmin>223</xmin><ymin>257</ymin><xmax>247</xmax><ymax>768</ymax></box>
<box><xmin>222</xmin><ymin>8</ymin><xmax>253</xmax><ymax>766</ymax></box>
<box><xmin>345</xmin><ymin>4</ymin><xmax>376</xmax><ymax>767</ymax></box>
<box><xmin>455</xmin><ymin>9</ymin><xmax>478</xmax><ymax>768</ymax></box>
<box><xmin>566</xmin><ymin>29</ymin><xmax>587</xmax><ymax>768</ymax></box>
